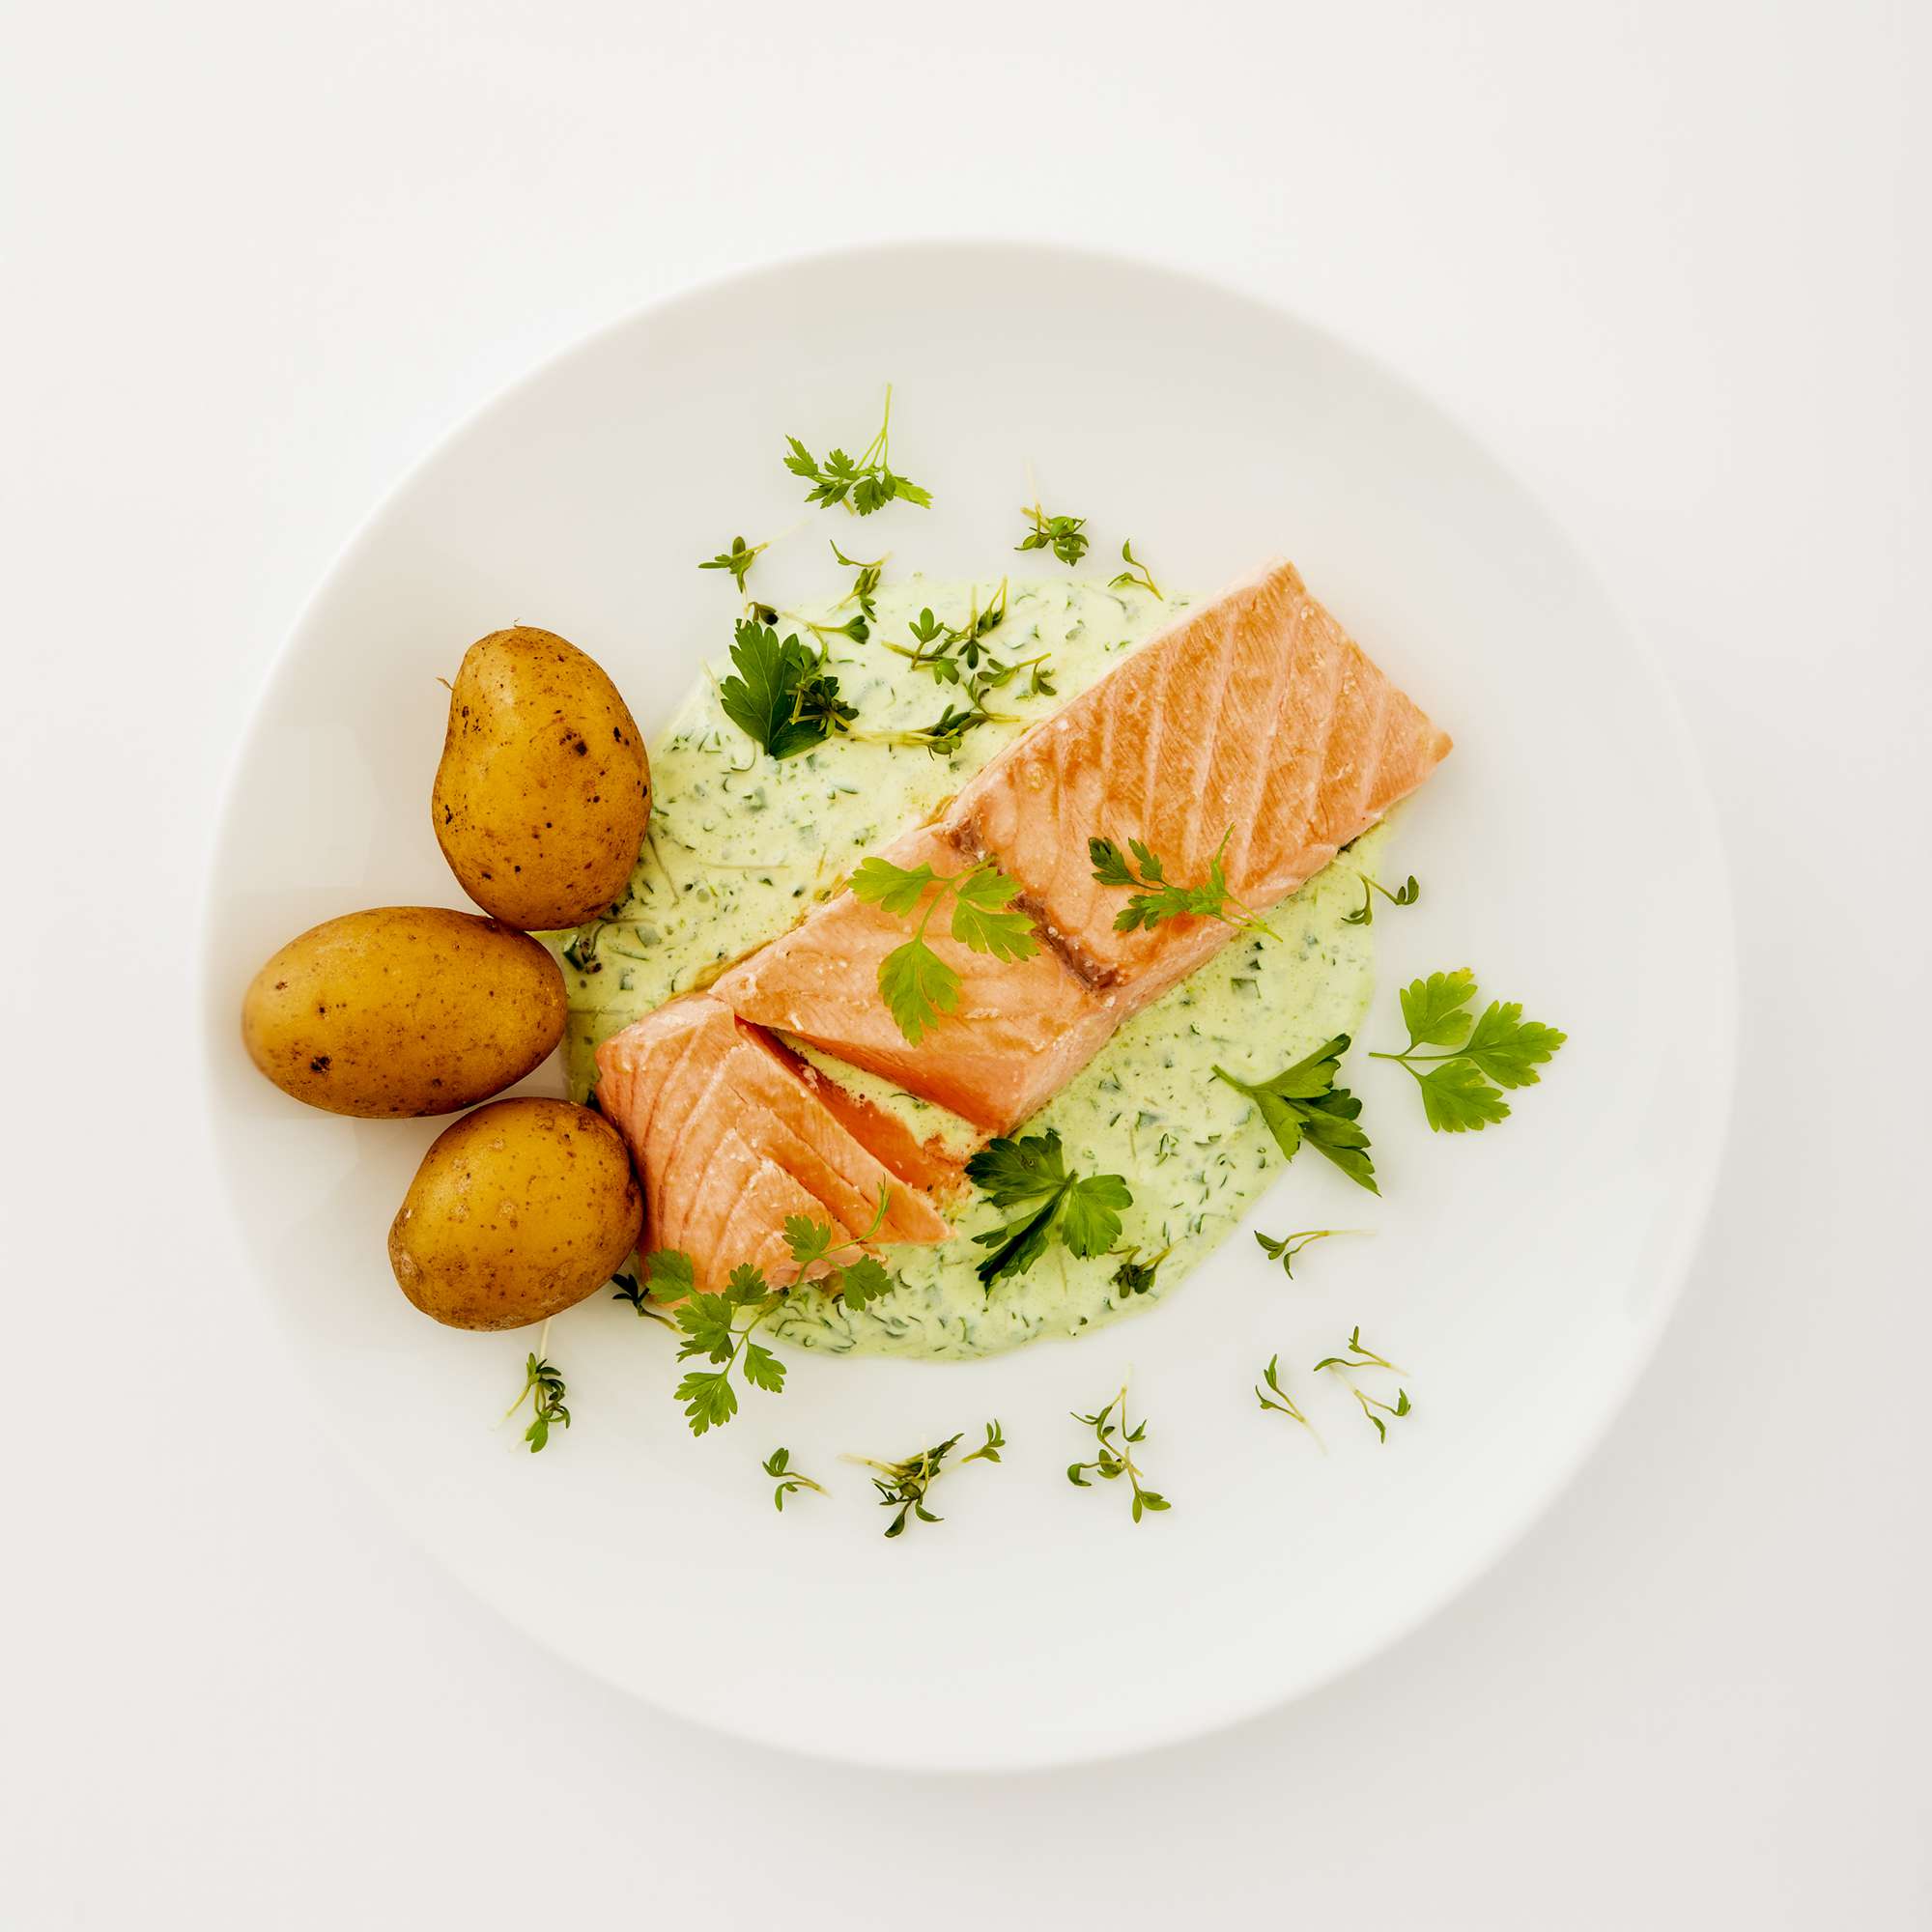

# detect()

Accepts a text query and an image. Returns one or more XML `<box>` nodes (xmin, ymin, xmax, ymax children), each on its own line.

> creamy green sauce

<box><xmin>558</xmin><ymin>577</ymin><xmax>1394</xmax><ymax>1361</ymax></box>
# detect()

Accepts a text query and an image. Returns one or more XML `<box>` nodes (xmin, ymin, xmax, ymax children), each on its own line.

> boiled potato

<box><xmin>432</xmin><ymin>625</ymin><xmax>651</xmax><ymax>930</ymax></box>
<box><xmin>242</xmin><ymin>906</ymin><xmax>565</xmax><ymax>1117</ymax></box>
<box><xmin>387</xmin><ymin>1098</ymin><xmax>643</xmax><ymax>1330</ymax></box>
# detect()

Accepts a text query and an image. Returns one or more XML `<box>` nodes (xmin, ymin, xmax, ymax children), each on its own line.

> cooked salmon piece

<box><xmin>710</xmin><ymin>824</ymin><xmax>1124</xmax><ymax>1133</ymax></box>
<box><xmin>594</xmin><ymin>993</ymin><xmax>950</xmax><ymax>1294</ymax></box>
<box><xmin>945</xmin><ymin>557</ymin><xmax>1453</xmax><ymax>1002</ymax></box>
<box><xmin>765</xmin><ymin>1035</ymin><xmax>972</xmax><ymax>1203</ymax></box>
<box><xmin>712</xmin><ymin>559</ymin><xmax>1450</xmax><ymax>1133</ymax></box>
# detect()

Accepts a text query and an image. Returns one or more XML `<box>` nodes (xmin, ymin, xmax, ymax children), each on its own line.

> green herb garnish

<box><xmin>1109</xmin><ymin>539</ymin><xmax>1162</xmax><ymax>597</ymax></box>
<box><xmin>781</xmin><ymin>1186</ymin><xmax>897</xmax><ymax>1312</ymax></box>
<box><xmin>830</xmin><ymin>540</ymin><xmax>885</xmax><ymax>622</ymax></box>
<box><xmin>1110</xmin><ymin>1243</ymin><xmax>1172</xmax><ymax>1295</ymax></box>
<box><xmin>668</xmin><ymin>1258</ymin><xmax>789</xmax><ymax>1436</ymax></box>
<box><xmin>1253</xmin><ymin>1228</ymin><xmax>1343</xmax><ymax>1279</ymax></box>
<box><xmin>850</xmin><ymin>854</ymin><xmax>1039</xmax><ymax>1043</ymax></box>
<box><xmin>965</xmin><ymin>1128</ymin><xmax>1133</xmax><ymax>1285</ymax></box>
<box><xmin>610</xmin><ymin>1268</ymin><xmax>676</xmax><ymax>1326</ymax></box>
<box><xmin>1313</xmin><ymin>1326</ymin><xmax>1412</xmax><ymax>1442</ymax></box>
<box><xmin>1341</xmin><ymin>873</ymin><xmax>1421</xmax><ymax>926</ymax></box>
<box><xmin>851</xmin><ymin>1421</ymin><xmax>1004</xmax><ymax>1537</ymax></box>
<box><xmin>1016</xmin><ymin>498</ymin><xmax>1090</xmax><ymax>565</ymax></box>
<box><xmin>763</xmin><ymin>1446</ymin><xmax>828</xmax><ymax>1512</ymax></box>
<box><xmin>1089</xmin><ymin>828</ymin><xmax>1273</xmax><ymax>937</ymax></box>
<box><xmin>698</xmin><ymin>533</ymin><xmax>767</xmax><ymax>592</ymax></box>
<box><xmin>1255</xmin><ymin>1354</ymin><xmax>1322</xmax><ymax>1449</ymax></box>
<box><xmin>1369</xmin><ymin>969</ymin><xmax>1567</xmax><ymax>1132</ymax></box>
<box><xmin>783</xmin><ymin>384</ymin><xmax>931</xmax><ymax>516</ymax></box>
<box><xmin>717</xmin><ymin>615</ymin><xmax>857</xmax><ymax>760</ymax></box>
<box><xmin>1068</xmin><ymin>1386</ymin><xmax>1169</xmax><ymax>1521</ymax></box>
<box><xmin>1212</xmin><ymin>1035</ymin><xmax>1378</xmax><ymax>1193</ymax></box>
<box><xmin>504</xmin><ymin>1349</ymin><xmax>569</xmax><ymax>1453</ymax></box>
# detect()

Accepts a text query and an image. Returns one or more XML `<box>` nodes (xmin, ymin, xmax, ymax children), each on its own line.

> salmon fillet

<box><xmin>945</xmin><ymin>558</ymin><xmax>1453</xmax><ymax>999</ymax></box>
<box><xmin>594</xmin><ymin>993</ymin><xmax>951</xmax><ymax>1294</ymax></box>
<box><xmin>710</xmin><ymin>824</ymin><xmax>1124</xmax><ymax>1133</ymax></box>
<box><xmin>712</xmin><ymin>559</ymin><xmax>1451</xmax><ymax>1132</ymax></box>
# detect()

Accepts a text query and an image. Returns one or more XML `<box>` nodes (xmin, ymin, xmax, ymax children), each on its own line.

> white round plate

<box><xmin>202</xmin><ymin>242</ymin><xmax>1733</xmax><ymax>1770</ymax></box>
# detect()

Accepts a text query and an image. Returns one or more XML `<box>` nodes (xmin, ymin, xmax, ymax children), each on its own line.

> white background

<box><xmin>3</xmin><ymin>1</ymin><xmax>1926</xmax><ymax>1925</ymax></box>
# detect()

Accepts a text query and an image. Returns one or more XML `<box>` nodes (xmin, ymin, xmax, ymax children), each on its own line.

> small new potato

<box><xmin>387</xmin><ymin>1099</ymin><xmax>643</xmax><ymax>1330</ymax></box>
<box><xmin>433</xmin><ymin>625</ymin><xmax>651</xmax><ymax>931</ymax></box>
<box><xmin>242</xmin><ymin>906</ymin><xmax>565</xmax><ymax>1117</ymax></box>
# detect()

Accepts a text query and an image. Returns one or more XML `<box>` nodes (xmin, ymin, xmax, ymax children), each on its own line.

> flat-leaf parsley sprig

<box><xmin>667</xmin><ymin>1257</ymin><xmax>791</xmax><ymax>1436</ymax></box>
<box><xmin>1088</xmin><ymin>829</ymin><xmax>1274</xmax><ymax>937</ymax></box>
<box><xmin>783</xmin><ymin>384</ymin><xmax>931</xmax><ymax>517</ymax></box>
<box><xmin>1016</xmin><ymin>498</ymin><xmax>1090</xmax><ymax>566</ymax></box>
<box><xmin>504</xmin><ymin>1336</ymin><xmax>570</xmax><ymax>1453</ymax></box>
<box><xmin>1342</xmin><ymin>872</ymin><xmax>1421</xmax><ymax>926</ymax></box>
<box><xmin>1212</xmin><ymin>1035</ymin><xmax>1378</xmax><ymax>1194</ymax></box>
<box><xmin>781</xmin><ymin>1187</ymin><xmax>898</xmax><ymax>1313</ymax></box>
<box><xmin>1313</xmin><ymin>1326</ymin><xmax>1412</xmax><ymax>1443</ymax></box>
<box><xmin>850</xmin><ymin>853</ymin><xmax>1040</xmax><ymax>1043</ymax></box>
<box><xmin>965</xmin><ymin>1128</ymin><xmax>1134</xmax><ymax>1286</ymax></box>
<box><xmin>763</xmin><ymin>1447</ymin><xmax>828</xmax><ymax>1512</ymax></box>
<box><xmin>717</xmin><ymin>616</ymin><xmax>857</xmax><ymax>760</ymax></box>
<box><xmin>849</xmin><ymin>1422</ymin><xmax>1005</xmax><ymax>1538</ymax></box>
<box><xmin>1067</xmin><ymin>1385</ymin><xmax>1169</xmax><ymax>1522</ymax></box>
<box><xmin>1369</xmin><ymin>969</ymin><xmax>1567</xmax><ymax>1132</ymax></box>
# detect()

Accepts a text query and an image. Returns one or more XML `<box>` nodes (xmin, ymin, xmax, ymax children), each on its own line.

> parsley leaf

<box><xmin>851</xmin><ymin>855</ymin><xmax>1039</xmax><ymax>1043</ymax></box>
<box><xmin>783</xmin><ymin>384</ymin><xmax>931</xmax><ymax>516</ymax></box>
<box><xmin>666</xmin><ymin>1257</ymin><xmax>791</xmax><ymax>1436</ymax></box>
<box><xmin>779</xmin><ymin>1188</ymin><xmax>900</xmax><ymax>1312</ymax></box>
<box><xmin>1370</xmin><ymin>970</ymin><xmax>1567</xmax><ymax>1131</ymax></box>
<box><xmin>1212</xmin><ymin>1035</ymin><xmax>1378</xmax><ymax>1193</ymax></box>
<box><xmin>717</xmin><ymin>616</ymin><xmax>856</xmax><ymax>760</ymax></box>
<box><xmin>1088</xmin><ymin>829</ymin><xmax>1274</xmax><ymax>937</ymax></box>
<box><xmin>965</xmin><ymin>1128</ymin><xmax>1133</xmax><ymax>1285</ymax></box>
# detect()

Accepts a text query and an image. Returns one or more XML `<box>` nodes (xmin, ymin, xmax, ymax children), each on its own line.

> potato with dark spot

<box><xmin>387</xmin><ymin>1099</ymin><xmax>643</xmax><ymax>1330</ymax></box>
<box><xmin>242</xmin><ymin>906</ymin><xmax>565</xmax><ymax>1117</ymax></box>
<box><xmin>432</xmin><ymin>625</ymin><xmax>651</xmax><ymax>931</ymax></box>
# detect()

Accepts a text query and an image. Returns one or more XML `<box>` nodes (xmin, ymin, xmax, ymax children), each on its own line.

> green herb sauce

<box><xmin>558</xmin><ymin>577</ymin><xmax>1393</xmax><ymax>1360</ymax></box>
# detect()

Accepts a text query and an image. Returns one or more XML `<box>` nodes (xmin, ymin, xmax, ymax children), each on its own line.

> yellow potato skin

<box><xmin>387</xmin><ymin>1099</ymin><xmax>643</xmax><ymax>1330</ymax></box>
<box><xmin>242</xmin><ymin>906</ymin><xmax>566</xmax><ymax>1118</ymax></box>
<box><xmin>432</xmin><ymin>625</ymin><xmax>651</xmax><ymax>931</ymax></box>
